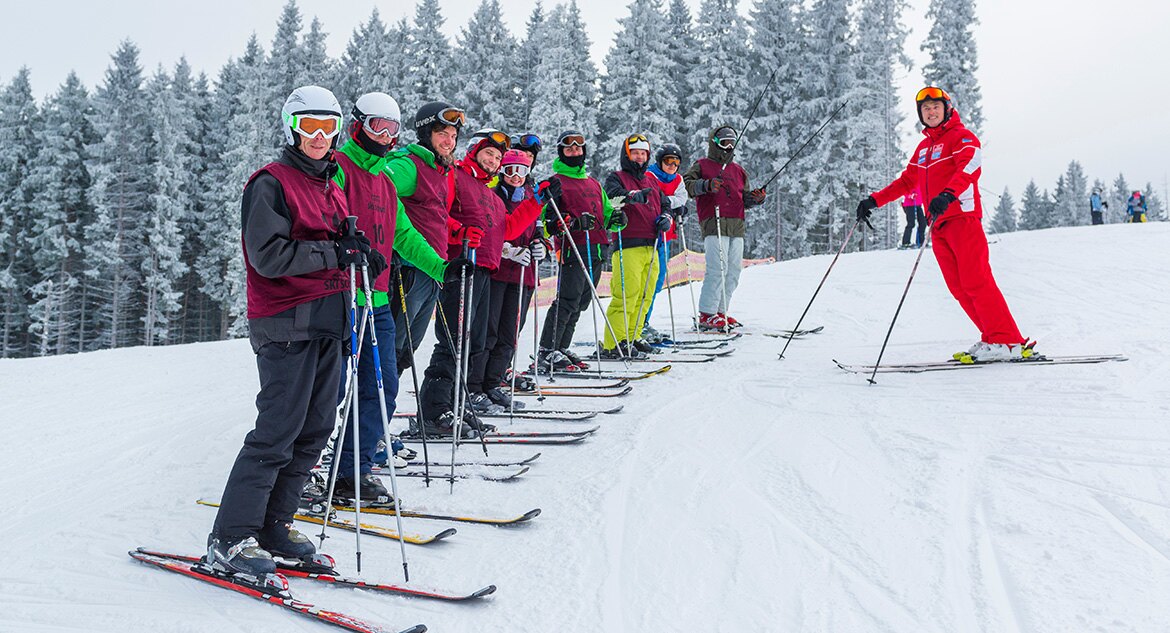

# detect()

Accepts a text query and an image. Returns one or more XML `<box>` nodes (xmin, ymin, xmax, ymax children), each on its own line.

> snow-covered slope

<box><xmin>1</xmin><ymin>223</ymin><xmax>1167</xmax><ymax>633</ymax></box>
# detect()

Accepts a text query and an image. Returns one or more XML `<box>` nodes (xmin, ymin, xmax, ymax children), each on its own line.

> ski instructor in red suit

<box><xmin>855</xmin><ymin>86</ymin><xmax>1033</xmax><ymax>363</ymax></box>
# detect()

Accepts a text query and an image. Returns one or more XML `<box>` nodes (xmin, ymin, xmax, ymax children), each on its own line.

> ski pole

<box><xmin>616</xmin><ymin>231</ymin><xmax>629</xmax><ymax>352</ymax></box>
<box><xmin>778</xmin><ymin>218</ymin><xmax>864</xmax><ymax>360</ymax></box>
<box><xmin>633</xmin><ymin>233</ymin><xmax>663</xmax><ymax>345</ymax></box>
<box><xmin>867</xmin><ymin>225</ymin><xmax>934</xmax><ymax>385</ymax></box>
<box><xmin>432</xmin><ymin>288</ymin><xmax>490</xmax><ymax>458</ymax></box>
<box><xmin>508</xmin><ymin>259</ymin><xmax>527</xmax><ymax>423</ymax></box>
<box><xmin>358</xmin><ymin>262</ymin><xmax>410</xmax><ymax>582</ymax></box>
<box><xmin>448</xmin><ymin>244</ymin><xmax>471</xmax><ymax>491</ymax></box>
<box><xmin>394</xmin><ymin>267</ymin><xmax>430</xmax><ymax>486</ymax></box>
<box><xmin>546</xmin><ymin>197</ymin><xmax>627</xmax><ymax>363</ymax></box>
<box><xmin>585</xmin><ymin>232</ymin><xmax>603</xmax><ymax>371</ymax></box>
<box><xmin>529</xmin><ymin>251</ymin><xmax>547</xmax><ymax>399</ymax></box>
<box><xmin>759</xmin><ymin>101</ymin><xmax>850</xmax><ymax>190</ymax></box>
<box><xmin>663</xmin><ymin>238</ymin><xmax>677</xmax><ymax>342</ymax></box>
<box><xmin>676</xmin><ymin>218</ymin><xmax>700</xmax><ymax>332</ymax></box>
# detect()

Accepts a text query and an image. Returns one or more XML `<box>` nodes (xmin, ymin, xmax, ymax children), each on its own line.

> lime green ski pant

<box><xmin>603</xmin><ymin>245</ymin><xmax>659</xmax><ymax>349</ymax></box>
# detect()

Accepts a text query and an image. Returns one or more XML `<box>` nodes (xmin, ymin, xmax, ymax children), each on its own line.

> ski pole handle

<box><xmin>344</xmin><ymin>215</ymin><xmax>358</xmax><ymax>237</ymax></box>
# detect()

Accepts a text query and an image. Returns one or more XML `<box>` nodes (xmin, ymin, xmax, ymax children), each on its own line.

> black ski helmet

<box><xmin>556</xmin><ymin>129</ymin><xmax>587</xmax><ymax>167</ymax></box>
<box><xmin>655</xmin><ymin>143</ymin><xmax>683</xmax><ymax>167</ymax></box>
<box><xmin>414</xmin><ymin>101</ymin><xmax>465</xmax><ymax>139</ymax></box>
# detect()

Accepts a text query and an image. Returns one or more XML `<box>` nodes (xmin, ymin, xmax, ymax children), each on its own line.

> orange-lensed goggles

<box><xmin>437</xmin><ymin>107</ymin><xmax>466</xmax><ymax>126</ymax></box>
<box><xmin>482</xmin><ymin>130</ymin><xmax>511</xmax><ymax>148</ymax></box>
<box><xmin>915</xmin><ymin>87</ymin><xmax>951</xmax><ymax>103</ymax></box>
<box><xmin>661</xmin><ymin>157</ymin><xmax>681</xmax><ymax>167</ymax></box>
<box><xmin>291</xmin><ymin>114</ymin><xmax>342</xmax><ymax>139</ymax></box>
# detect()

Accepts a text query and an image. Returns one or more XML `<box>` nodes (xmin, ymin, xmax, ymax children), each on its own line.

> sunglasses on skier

<box><xmin>558</xmin><ymin>133</ymin><xmax>586</xmax><ymax>148</ymax></box>
<box><xmin>500</xmin><ymin>164</ymin><xmax>531</xmax><ymax>179</ymax></box>
<box><xmin>915</xmin><ymin>87</ymin><xmax>952</xmax><ymax>103</ymax></box>
<box><xmin>514</xmin><ymin>133</ymin><xmax>542</xmax><ymax>151</ymax></box>
<box><xmin>361</xmin><ymin>116</ymin><xmax>401</xmax><ymax>138</ymax></box>
<box><xmin>287</xmin><ymin>113</ymin><xmax>342</xmax><ymax>139</ymax></box>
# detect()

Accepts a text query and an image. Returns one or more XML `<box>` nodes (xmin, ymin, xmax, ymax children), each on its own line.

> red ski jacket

<box><xmin>872</xmin><ymin>111</ymin><xmax>983</xmax><ymax>225</ymax></box>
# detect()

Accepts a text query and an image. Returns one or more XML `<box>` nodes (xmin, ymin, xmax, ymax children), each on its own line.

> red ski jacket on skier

<box><xmin>872</xmin><ymin>110</ymin><xmax>983</xmax><ymax>225</ymax></box>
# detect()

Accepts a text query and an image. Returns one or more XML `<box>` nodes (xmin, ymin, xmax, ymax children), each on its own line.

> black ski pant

<box><xmin>468</xmin><ymin>277</ymin><xmax>535</xmax><ymax>393</ymax></box>
<box><xmin>1091</xmin><ymin>211</ymin><xmax>1104</xmax><ymax>225</ymax></box>
<box><xmin>392</xmin><ymin>265</ymin><xmax>441</xmax><ymax>377</ymax></box>
<box><xmin>213</xmin><ymin>337</ymin><xmax>341</xmax><ymax>541</ymax></box>
<box><xmin>902</xmin><ymin>205</ymin><xmax>925</xmax><ymax>246</ymax></box>
<box><xmin>418</xmin><ymin>267</ymin><xmax>490</xmax><ymax>422</ymax></box>
<box><xmin>540</xmin><ymin>247</ymin><xmax>602</xmax><ymax>351</ymax></box>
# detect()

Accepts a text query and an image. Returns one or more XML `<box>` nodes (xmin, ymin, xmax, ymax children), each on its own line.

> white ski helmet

<box><xmin>352</xmin><ymin>92</ymin><xmax>402</xmax><ymax>138</ymax></box>
<box><xmin>281</xmin><ymin>85</ymin><xmax>343</xmax><ymax>147</ymax></box>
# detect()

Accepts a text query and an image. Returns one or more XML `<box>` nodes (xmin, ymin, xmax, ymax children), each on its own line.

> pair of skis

<box><xmin>835</xmin><ymin>353</ymin><xmax>1128</xmax><ymax>374</ymax></box>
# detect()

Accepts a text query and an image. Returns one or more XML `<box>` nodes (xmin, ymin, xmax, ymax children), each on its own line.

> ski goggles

<box><xmin>660</xmin><ymin>156</ymin><xmax>681</xmax><ymax>167</ymax></box>
<box><xmin>419</xmin><ymin>107</ymin><xmax>466</xmax><ymax>129</ymax></box>
<box><xmin>479</xmin><ymin>130</ymin><xmax>511</xmax><ymax>149</ymax></box>
<box><xmin>558</xmin><ymin>133</ymin><xmax>586</xmax><ymax>148</ymax></box>
<box><xmin>514</xmin><ymin>133</ymin><xmax>542</xmax><ymax>151</ymax></box>
<box><xmin>500</xmin><ymin>164</ymin><xmax>531</xmax><ymax>179</ymax></box>
<box><xmin>915</xmin><ymin>86</ymin><xmax>951</xmax><ymax>103</ymax></box>
<box><xmin>625</xmin><ymin>134</ymin><xmax>651</xmax><ymax>153</ymax></box>
<box><xmin>361</xmin><ymin>116</ymin><xmax>401</xmax><ymax>138</ymax></box>
<box><xmin>286</xmin><ymin>113</ymin><xmax>342</xmax><ymax>139</ymax></box>
<box><xmin>712</xmin><ymin>128</ymin><xmax>738</xmax><ymax>149</ymax></box>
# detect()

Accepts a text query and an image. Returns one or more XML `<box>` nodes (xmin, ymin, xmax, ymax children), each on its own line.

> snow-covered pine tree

<box><xmin>0</xmin><ymin>68</ymin><xmax>41</xmax><ymax>358</ymax></box>
<box><xmin>663</xmin><ymin>0</ymin><xmax>697</xmax><ymax>146</ymax></box>
<box><xmin>84</xmin><ymin>41</ymin><xmax>152</xmax><ymax>350</ymax></box>
<box><xmin>140</xmin><ymin>66</ymin><xmax>191</xmax><ymax>346</ymax></box>
<box><xmin>988</xmin><ymin>187</ymin><xmax>1017</xmax><ymax>234</ymax></box>
<box><xmin>267</xmin><ymin>0</ymin><xmax>305</xmax><ymax>146</ymax></box>
<box><xmin>527</xmin><ymin>2</ymin><xmax>601</xmax><ymax>176</ymax></box>
<box><xmin>1017</xmin><ymin>180</ymin><xmax>1045</xmax><ymax>231</ymax></box>
<box><xmin>1111</xmin><ymin>173</ymin><xmax>1130</xmax><ymax>224</ymax></box>
<box><xmin>403</xmin><ymin>0</ymin><xmax>455</xmax><ymax>118</ymax></box>
<box><xmin>452</xmin><ymin>0</ymin><xmax>522</xmax><ymax>133</ymax></box>
<box><xmin>174</xmin><ymin>63</ymin><xmax>219</xmax><ymax>343</ymax></box>
<box><xmin>518</xmin><ymin>2</ymin><xmax>545</xmax><ymax>131</ymax></box>
<box><xmin>748</xmin><ymin>0</ymin><xmax>808</xmax><ymax>259</ymax></box>
<box><xmin>1055</xmin><ymin>160</ymin><xmax>1088</xmax><ymax>227</ymax></box>
<box><xmin>684</xmin><ymin>0</ymin><xmax>752</xmax><ymax>167</ymax></box>
<box><xmin>852</xmin><ymin>0</ymin><xmax>911</xmax><ymax>251</ymax></box>
<box><xmin>301</xmin><ymin>17</ymin><xmax>333</xmax><ymax>87</ymax></box>
<box><xmin>800</xmin><ymin>0</ymin><xmax>858</xmax><ymax>256</ymax></box>
<box><xmin>1141</xmin><ymin>182</ymin><xmax>1164</xmax><ymax>221</ymax></box>
<box><xmin>25</xmin><ymin>72</ymin><xmax>95</xmax><ymax>356</ymax></box>
<box><xmin>598</xmin><ymin>0</ymin><xmax>677</xmax><ymax>161</ymax></box>
<box><xmin>337</xmin><ymin>9</ymin><xmax>407</xmax><ymax>114</ymax></box>
<box><xmin>921</xmin><ymin>0</ymin><xmax>983</xmax><ymax>132</ymax></box>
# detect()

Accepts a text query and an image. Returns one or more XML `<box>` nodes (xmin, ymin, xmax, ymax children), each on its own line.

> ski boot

<box><xmin>632</xmin><ymin>338</ymin><xmax>659</xmax><ymax>355</ymax></box>
<box><xmin>642</xmin><ymin>324</ymin><xmax>664</xmax><ymax>344</ymax></box>
<box><xmin>503</xmin><ymin>368</ymin><xmax>537</xmax><ymax>391</ymax></box>
<box><xmin>468</xmin><ymin>391</ymin><xmax>505</xmax><ymax>414</ymax></box>
<box><xmin>205</xmin><ymin>534</ymin><xmax>278</xmax><ymax>577</ymax></box>
<box><xmin>698</xmin><ymin>312</ymin><xmax>728</xmax><ymax>331</ymax></box>
<box><xmin>258</xmin><ymin>520</ymin><xmax>319</xmax><ymax>561</ymax></box>
<box><xmin>560</xmin><ymin>348</ymin><xmax>590</xmax><ymax>370</ymax></box>
<box><xmin>533</xmin><ymin>348</ymin><xmax>578</xmax><ymax>374</ymax></box>
<box><xmin>486</xmin><ymin>386</ymin><xmax>523</xmax><ymax>409</ymax></box>
<box><xmin>333</xmin><ymin>473</ymin><xmax>393</xmax><ymax>507</ymax></box>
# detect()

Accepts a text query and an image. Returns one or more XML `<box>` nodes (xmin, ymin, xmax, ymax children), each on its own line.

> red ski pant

<box><xmin>931</xmin><ymin>215</ymin><xmax>1024</xmax><ymax>345</ymax></box>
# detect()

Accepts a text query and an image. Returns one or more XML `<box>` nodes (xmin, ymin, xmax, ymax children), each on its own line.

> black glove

<box><xmin>334</xmin><ymin>233</ymin><xmax>372</xmax><ymax>269</ymax></box>
<box><xmin>654</xmin><ymin>213</ymin><xmax>673</xmax><ymax>234</ymax></box>
<box><xmin>536</xmin><ymin>178</ymin><xmax>562</xmax><ymax>205</ymax></box>
<box><xmin>928</xmin><ymin>191</ymin><xmax>956</xmax><ymax>223</ymax></box>
<box><xmin>627</xmin><ymin>188</ymin><xmax>649</xmax><ymax>204</ymax></box>
<box><xmin>571</xmin><ymin>212</ymin><xmax>598</xmax><ymax>232</ymax></box>
<box><xmin>704</xmin><ymin>177</ymin><xmax>724</xmax><ymax>193</ymax></box>
<box><xmin>855</xmin><ymin>196</ymin><xmax>877</xmax><ymax>223</ymax></box>
<box><xmin>366</xmin><ymin>249</ymin><xmax>388</xmax><ymax>282</ymax></box>
<box><xmin>671</xmin><ymin>203</ymin><xmax>688</xmax><ymax>219</ymax></box>
<box><xmin>443</xmin><ymin>255</ymin><xmax>473</xmax><ymax>283</ymax></box>
<box><xmin>606</xmin><ymin>208</ymin><xmax>628</xmax><ymax>231</ymax></box>
<box><xmin>1102</xmin><ymin>201</ymin><xmax>1109</xmax><ymax>209</ymax></box>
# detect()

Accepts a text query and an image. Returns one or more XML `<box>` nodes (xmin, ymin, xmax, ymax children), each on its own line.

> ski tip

<box><xmin>520</xmin><ymin>508</ymin><xmax>542</xmax><ymax>521</ymax></box>
<box><xmin>433</xmin><ymin>528</ymin><xmax>458</xmax><ymax>541</ymax></box>
<box><xmin>399</xmin><ymin>626</ymin><xmax>428</xmax><ymax>633</ymax></box>
<box><xmin>470</xmin><ymin>584</ymin><xmax>498</xmax><ymax>598</ymax></box>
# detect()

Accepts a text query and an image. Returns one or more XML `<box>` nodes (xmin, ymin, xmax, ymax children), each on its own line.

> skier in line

<box><xmin>856</xmin><ymin>86</ymin><xmax>1034</xmax><ymax>363</ymax></box>
<box><xmin>642</xmin><ymin>143</ymin><xmax>689</xmax><ymax>343</ymax></box>
<box><xmin>329</xmin><ymin>92</ymin><xmax>449</xmax><ymax>502</ymax></box>
<box><xmin>1126</xmin><ymin>190</ymin><xmax>1148</xmax><ymax>223</ymax></box>
<box><xmin>417</xmin><ymin>132</ymin><xmax>546</xmax><ymax>432</ymax></box>
<box><xmin>901</xmin><ymin>188</ymin><xmax>925</xmax><ymax>248</ymax></box>
<box><xmin>386</xmin><ymin>101</ymin><xmax>469</xmax><ymax>378</ymax></box>
<box><xmin>208</xmin><ymin>86</ymin><xmax>378</xmax><ymax>575</ymax></box>
<box><xmin>600</xmin><ymin>134</ymin><xmax>673</xmax><ymax>359</ymax></box>
<box><xmin>466</xmin><ymin>149</ymin><xmax>549</xmax><ymax>410</ymax></box>
<box><xmin>537</xmin><ymin>131</ymin><xmax>619</xmax><ymax>372</ymax></box>
<box><xmin>682</xmin><ymin>125</ymin><xmax>767</xmax><ymax>330</ymax></box>
<box><xmin>1089</xmin><ymin>187</ymin><xmax>1108</xmax><ymax>225</ymax></box>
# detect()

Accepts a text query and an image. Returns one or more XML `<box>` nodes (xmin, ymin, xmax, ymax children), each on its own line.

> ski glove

<box><xmin>626</xmin><ymin>188</ymin><xmax>649</xmax><ymax>204</ymax></box>
<box><xmin>529</xmin><ymin>238</ymin><xmax>548</xmax><ymax>262</ymax></box>
<box><xmin>334</xmin><ymin>233</ymin><xmax>372</xmax><ymax>269</ymax></box>
<box><xmin>928</xmin><ymin>191</ymin><xmax>957</xmax><ymax>223</ymax></box>
<box><xmin>703</xmin><ymin>177</ymin><xmax>724</xmax><ymax>194</ymax></box>
<box><xmin>449</xmin><ymin>223</ymin><xmax>485</xmax><ymax>248</ymax></box>
<box><xmin>654</xmin><ymin>213</ymin><xmax>673</xmax><ymax>234</ymax></box>
<box><xmin>749</xmin><ymin>188</ymin><xmax>767</xmax><ymax>204</ymax></box>
<box><xmin>606</xmin><ymin>208</ymin><xmax>628</xmax><ymax>231</ymax></box>
<box><xmin>536</xmin><ymin>178</ymin><xmax>563</xmax><ymax>205</ymax></box>
<box><xmin>365</xmin><ymin>249</ymin><xmax>388</xmax><ymax>283</ymax></box>
<box><xmin>855</xmin><ymin>196</ymin><xmax>877</xmax><ymax>223</ymax></box>
<box><xmin>443</xmin><ymin>255</ymin><xmax>474</xmax><ymax>283</ymax></box>
<box><xmin>502</xmin><ymin>243</ymin><xmax>532</xmax><ymax>267</ymax></box>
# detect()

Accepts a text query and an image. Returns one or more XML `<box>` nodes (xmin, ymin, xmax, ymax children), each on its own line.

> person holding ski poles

<box><xmin>386</xmin><ymin>101</ymin><xmax>465</xmax><ymax>379</ymax></box>
<box><xmin>328</xmin><ymin>92</ymin><xmax>449</xmax><ymax>503</ymax></box>
<box><xmin>600</xmin><ymin>134</ymin><xmax>672</xmax><ymax>359</ymax></box>
<box><xmin>856</xmin><ymin>86</ymin><xmax>1034</xmax><ymax>363</ymax></box>
<box><xmin>208</xmin><ymin>86</ymin><xmax>373</xmax><ymax>576</ymax></box>
<box><xmin>1089</xmin><ymin>187</ymin><xmax>1108</xmax><ymax>225</ymax></box>
<box><xmin>682</xmin><ymin>125</ymin><xmax>767</xmax><ymax>331</ymax></box>
<box><xmin>537</xmin><ymin>131</ymin><xmax>619</xmax><ymax>372</ymax></box>
<box><xmin>465</xmin><ymin>149</ymin><xmax>549</xmax><ymax>410</ymax></box>
<box><xmin>642</xmin><ymin>143</ymin><xmax>688</xmax><ymax>343</ymax></box>
<box><xmin>901</xmin><ymin>188</ymin><xmax>925</xmax><ymax>248</ymax></box>
<box><xmin>417</xmin><ymin>131</ymin><xmax>546</xmax><ymax>433</ymax></box>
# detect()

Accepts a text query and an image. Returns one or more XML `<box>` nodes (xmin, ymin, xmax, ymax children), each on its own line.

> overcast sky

<box><xmin>2</xmin><ymin>0</ymin><xmax>1166</xmax><ymax>202</ymax></box>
